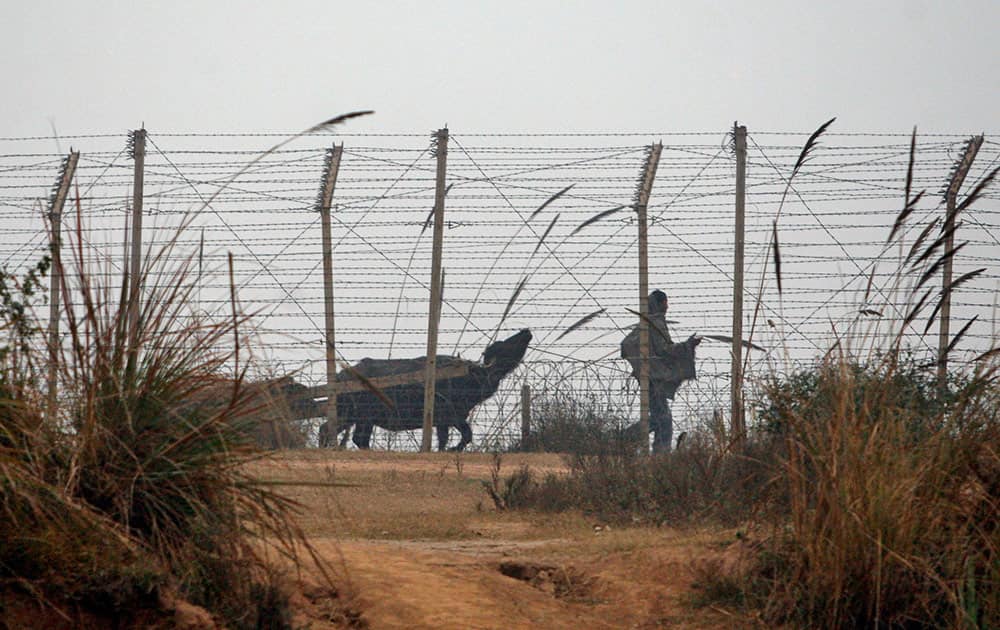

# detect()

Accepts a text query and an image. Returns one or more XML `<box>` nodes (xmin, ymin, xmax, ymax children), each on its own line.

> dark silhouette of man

<box><xmin>621</xmin><ymin>290</ymin><xmax>699</xmax><ymax>452</ymax></box>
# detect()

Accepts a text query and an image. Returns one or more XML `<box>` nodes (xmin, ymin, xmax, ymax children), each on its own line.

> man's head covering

<box><xmin>648</xmin><ymin>289</ymin><xmax>668</xmax><ymax>314</ymax></box>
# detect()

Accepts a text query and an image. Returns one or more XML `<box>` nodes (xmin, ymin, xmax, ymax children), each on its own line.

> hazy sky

<box><xmin>4</xmin><ymin>0</ymin><xmax>997</xmax><ymax>136</ymax></box>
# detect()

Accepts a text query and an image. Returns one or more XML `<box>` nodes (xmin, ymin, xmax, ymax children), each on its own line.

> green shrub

<box><xmin>757</xmin><ymin>350</ymin><xmax>968</xmax><ymax>440</ymax></box>
<box><xmin>0</xmin><ymin>255</ymin><xmax>50</xmax><ymax>384</ymax></box>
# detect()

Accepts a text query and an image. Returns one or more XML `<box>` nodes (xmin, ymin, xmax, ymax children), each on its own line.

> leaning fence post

<box><xmin>317</xmin><ymin>144</ymin><xmax>344</xmax><ymax>440</ymax></box>
<box><xmin>46</xmin><ymin>150</ymin><xmax>80</xmax><ymax>421</ymax></box>
<box><xmin>938</xmin><ymin>135</ymin><xmax>983</xmax><ymax>388</ymax></box>
<box><xmin>731</xmin><ymin>124</ymin><xmax>747</xmax><ymax>450</ymax></box>
<box><xmin>635</xmin><ymin>143</ymin><xmax>662</xmax><ymax>453</ymax></box>
<box><xmin>127</xmin><ymin>129</ymin><xmax>146</xmax><ymax>355</ymax></box>
<box><xmin>422</xmin><ymin>128</ymin><xmax>448</xmax><ymax>452</ymax></box>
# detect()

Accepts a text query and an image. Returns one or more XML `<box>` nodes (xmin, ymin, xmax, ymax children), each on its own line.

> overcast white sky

<box><xmin>4</xmin><ymin>0</ymin><xmax>998</xmax><ymax>136</ymax></box>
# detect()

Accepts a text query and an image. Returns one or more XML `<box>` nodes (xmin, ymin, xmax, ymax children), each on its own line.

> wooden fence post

<box><xmin>317</xmin><ymin>144</ymin><xmax>344</xmax><ymax>440</ymax></box>
<box><xmin>46</xmin><ymin>150</ymin><xmax>80</xmax><ymax>420</ymax></box>
<box><xmin>422</xmin><ymin>128</ymin><xmax>448</xmax><ymax>452</ymax></box>
<box><xmin>635</xmin><ymin>143</ymin><xmax>662</xmax><ymax>452</ymax></box>
<box><xmin>731</xmin><ymin>124</ymin><xmax>747</xmax><ymax>449</ymax></box>
<box><xmin>938</xmin><ymin>135</ymin><xmax>983</xmax><ymax>387</ymax></box>
<box><xmin>127</xmin><ymin>129</ymin><xmax>146</xmax><ymax>354</ymax></box>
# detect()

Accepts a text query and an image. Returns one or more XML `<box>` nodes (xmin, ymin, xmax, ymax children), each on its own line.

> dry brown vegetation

<box><xmin>250</xmin><ymin>449</ymin><xmax>752</xmax><ymax>629</ymax></box>
<box><xmin>0</xmin><ymin>219</ymin><xmax>355</xmax><ymax>627</ymax></box>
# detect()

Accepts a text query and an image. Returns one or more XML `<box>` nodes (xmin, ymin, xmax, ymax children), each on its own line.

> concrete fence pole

<box><xmin>317</xmin><ymin>144</ymin><xmax>345</xmax><ymax>439</ymax></box>
<box><xmin>634</xmin><ymin>143</ymin><xmax>662</xmax><ymax>453</ymax></box>
<box><xmin>731</xmin><ymin>124</ymin><xmax>747</xmax><ymax>450</ymax></box>
<box><xmin>46</xmin><ymin>150</ymin><xmax>80</xmax><ymax>420</ymax></box>
<box><xmin>422</xmin><ymin>128</ymin><xmax>449</xmax><ymax>452</ymax></box>
<box><xmin>127</xmin><ymin>129</ymin><xmax>146</xmax><ymax>355</ymax></box>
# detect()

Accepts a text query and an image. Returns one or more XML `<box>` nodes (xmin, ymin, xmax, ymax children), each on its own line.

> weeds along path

<box><xmin>249</xmin><ymin>450</ymin><xmax>750</xmax><ymax>629</ymax></box>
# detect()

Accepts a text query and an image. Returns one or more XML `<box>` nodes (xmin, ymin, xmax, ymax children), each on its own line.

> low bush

<box><xmin>499</xmin><ymin>415</ymin><xmax>780</xmax><ymax>526</ymax></box>
<box><xmin>512</xmin><ymin>393</ymin><xmax>639</xmax><ymax>455</ymax></box>
<box><xmin>741</xmin><ymin>351</ymin><xmax>1000</xmax><ymax>628</ymax></box>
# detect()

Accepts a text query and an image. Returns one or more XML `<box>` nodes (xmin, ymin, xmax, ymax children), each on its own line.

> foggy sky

<box><xmin>3</xmin><ymin>0</ymin><xmax>998</xmax><ymax>137</ymax></box>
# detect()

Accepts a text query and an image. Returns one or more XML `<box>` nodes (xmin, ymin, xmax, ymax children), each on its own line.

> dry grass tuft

<box><xmin>731</xmin><ymin>128</ymin><xmax>1000</xmax><ymax>628</ymax></box>
<box><xmin>0</xmin><ymin>189</ymin><xmax>352</xmax><ymax>626</ymax></box>
<box><xmin>747</xmin><ymin>352</ymin><xmax>999</xmax><ymax>628</ymax></box>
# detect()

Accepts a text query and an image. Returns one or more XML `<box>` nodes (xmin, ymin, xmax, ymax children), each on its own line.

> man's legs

<box><xmin>649</xmin><ymin>385</ymin><xmax>673</xmax><ymax>453</ymax></box>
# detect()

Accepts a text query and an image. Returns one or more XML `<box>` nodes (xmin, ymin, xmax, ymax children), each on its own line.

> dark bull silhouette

<box><xmin>318</xmin><ymin>329</ymin><xmax>532</xmax><ymax>451</ymax></box>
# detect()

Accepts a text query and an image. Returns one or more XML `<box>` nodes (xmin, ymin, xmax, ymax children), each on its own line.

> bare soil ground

<box><xmin>249</xmin><ymin>450</ymin><xmax>757</xmax><ymax>629</ymax></box>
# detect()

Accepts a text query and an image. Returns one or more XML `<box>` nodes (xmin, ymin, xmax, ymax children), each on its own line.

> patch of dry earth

<box><xmin>256</xmin><ymin>450</ymin><xmax>752</xmax><ymax>629</ymax></box>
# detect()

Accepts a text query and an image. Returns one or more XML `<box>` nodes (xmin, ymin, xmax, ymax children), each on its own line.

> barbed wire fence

<box><xmin>2</xmin><ymin>127</ymin><xmax>997</xmax><ymax>450</ymax></box>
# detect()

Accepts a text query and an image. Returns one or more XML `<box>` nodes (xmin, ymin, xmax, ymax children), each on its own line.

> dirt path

<box><xmin>256</xmin><ymin>450</ymin><xmax>746</xmax><ymax>629</ymax></box>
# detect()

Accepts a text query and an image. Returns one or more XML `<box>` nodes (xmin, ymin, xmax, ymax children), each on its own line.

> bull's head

<box><xmin>482</xmin><ymin>329</ymin><xmax>532</xmax><ymax>378</ymax></box>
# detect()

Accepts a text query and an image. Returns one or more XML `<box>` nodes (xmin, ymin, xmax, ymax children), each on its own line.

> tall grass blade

<box><xmin>973</xmin><ymin>346</ymin><xmax>1000</xmax><ymax>362</ymax></box>
<box><xmin>533</xmin><ymin>213</ymin><xmax>560</xmax><ymax>255</ymax></box>
<box><xmin>910</xmin><ymin>220</ymin><xmax>961</xmax><ymax>269</ymax></box>
<box><xmin>572</xmin><ymin>205</ymin><xmax>625</xmax><ymax>235</ymax></box>
<box><xmin>498</xmin><ymin>276</ymin><xmax>527</xmax><ymax>329</ymax></box>
<box><xmin>947</xmin><ymin>267</ymin><xmax>987</xmax><ymax>296</ymax></box>
<box><xmin>305</xmin><ymin>110</ymin><xmax>376</xmax><ymax>134</ymax></box>
<box><xmin>421</xmin><ymin>183</ymin><xmax>454</xmax><ymax>235</ymax></box>
<box><xmin>791</xmin><ymin>117</ymin><xmax>836</xmax><ymax>179</ymax></box>
<box><xmin>923</xmin><ymin>299</ymin><xmax>946</xmax><ymax>336</ymax></box>
<box><xmin>927</xmin><ymin>266</ymin><xmax>989</xmax><ymax>333</ymax></box>
<box><xmin>529</xmin><ymin>184</ymin><xmax>574</xmax><ymax>221</ymax></box>
<box><xmin>902</xmin><ymin>288</ymin><xmax>933</xmax><ymax>330</ymax></box>
<box><xmin>888</xmin><ymin>191</ymin><xmax>925</xmax><ymax>244</ymax></box>
<box><xmin>228</xmin><ymin>252</ymin><xmax>240</xmax><ymax>372</ymax></box>
<box><xmin>956</xmin><ymin>165</ymin><xmax>999</xmax><ymax>213</ymax></box>
<box><xmin>197</xmin><ymin>228</ymin><xmax>205</xmax><ymax>283</ymax></box>
<box><xmin>916</xmin><ymin>243</ymin><xmax>967</xmax><ymax>291</ymax></box>
<box><xmin>922</xmin><ymin>266</ymin><xmax>985</xmax><ymax>335</ymax></box>
<box><xmin>554</xmin><ymin>308</ymin><xmax>605</xmax><ymax>341</ymax></box>
<box><xmin>421</xmin><ymin>207</ymin><xmax>434</xmax><ymax>235</ymax></box>
<box><xmin>905</xmin><ymin>217</ymin><xmax>941</xmax><ymax>265</ymax></box>
<box><xmin>904</xmin><ymin>126</ymin><xmax>917</xmax><ymax>205</ymax></box>
<box><xmin>944</xmin><ymin>315</ymin><xmax>978</xmax><ymax>358</ymax></box>
<box><xmin>772</xmin><ymin>220</ymin><xmax>783</xmax><ymax>295</ymax></box>
<box><xmin>196</xmin><ymin>110</ymin><xmax>374</xmax><ymax>215</ymax></box>
<box><xmin>700</xmin><ymin>333</ymin><xmax>766</xmax><ymax>351</ymax></box>
<box><xmin>863</xmin><ymin>265</ymin><xmax>877</xmax><ymax>302</ymax></box>
<box><xmin>884</xmin><ymin>125</ymin><xmax>920</xmax><ymax>246</ymax></box>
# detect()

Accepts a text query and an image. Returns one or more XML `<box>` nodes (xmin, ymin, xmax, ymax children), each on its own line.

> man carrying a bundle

<box><xmin>621</xmin><ymin>289</ymin><xmax>699</xmax><ymax>452</ymax></box>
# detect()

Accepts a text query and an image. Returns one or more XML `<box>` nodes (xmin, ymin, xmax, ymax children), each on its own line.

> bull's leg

<box><xmin>448</xmin><ymin>421</ymin><xmax>473</xmax><ymax>452</ymax></box>
<box><xmin>320</xmin><ymin>421</ymin><xmax>352</xmax><ymax>448</ymax></box>
<box><xmin>352</xmin><ymin>422</ymin><xmax>373</xmax><ymax>449</ymax></box>
<box><xmin>436</xmin><ymin>425</ymin><xmax>450</xmax><ymax>451</ymax></box>
<box><xmin>317</xmin><ymin>422</ymin><xmax>331</xmax><ymax>448</ymax></box>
